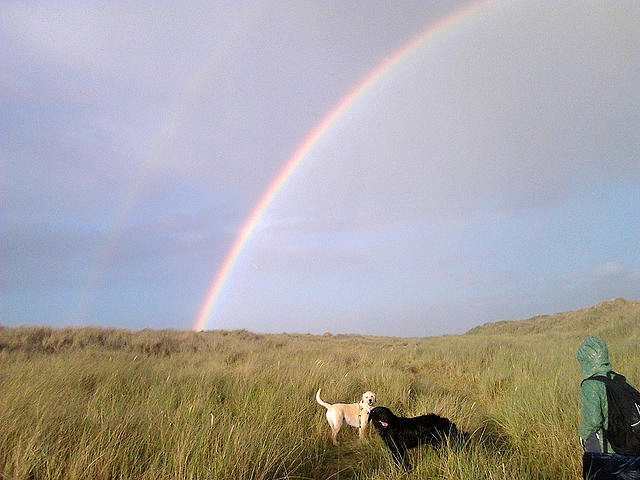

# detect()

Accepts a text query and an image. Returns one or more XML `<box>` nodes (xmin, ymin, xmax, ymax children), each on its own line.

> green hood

<box><xmin>576</xmin><ymin>336</ymin><xmax>611</xmax><ymax>379</ymax></box>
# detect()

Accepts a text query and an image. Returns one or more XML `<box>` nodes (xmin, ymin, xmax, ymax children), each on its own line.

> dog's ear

<box><xmin>369</xmin><ymin>407</ymin><xmax>379</xmax><ymax>422</ymax></box>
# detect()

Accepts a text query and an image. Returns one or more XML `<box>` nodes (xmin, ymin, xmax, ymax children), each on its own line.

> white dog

<box><xmin>316</xmin><ymin>388</ymin><xmax>376</xmax><ymax>445</ymax></box>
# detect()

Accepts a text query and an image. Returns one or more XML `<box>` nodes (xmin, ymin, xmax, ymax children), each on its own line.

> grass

<box><xmin>1</xmin><ymin>307</ymin><xmax>638</xmax><ymax>479</ymax></box>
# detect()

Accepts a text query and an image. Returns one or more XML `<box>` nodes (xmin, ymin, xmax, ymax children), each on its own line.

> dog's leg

<box><xmin>330</xmin><ymin>425</ymin><xmax>340</xmax><ymax>446</ymax></box>
<box><xmin>326</xmin><ymin>410</ymin><xmax>341</xmax><ymax>446</ymax></box>
<box><xmin>358</xmin><ymin>412</ymin><xmax>368</xmax><ymax>441</ymax></box>
<box><xmin>395</xmin><ymin>447</ymin><xmax>411</xmax><ymax>470</ymax></box>
<box><xmin>386</xmin><ymin>439</ymin><xmax>411</xmax><ymax>470</ymax></box>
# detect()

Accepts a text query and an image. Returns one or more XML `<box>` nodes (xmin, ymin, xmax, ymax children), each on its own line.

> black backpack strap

<box><xmin>581</xmin><ymin>370</ymin><xmax>620</xmax><ymax>385</ymax></box>
<box><xmin>582</xmin><ymin>374</ymin><xmax>609</xmax><ymax>386</ymax></box>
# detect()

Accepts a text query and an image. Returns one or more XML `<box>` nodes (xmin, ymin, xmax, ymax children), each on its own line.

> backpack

<box><xmin>584</xmin><ymin>371</ymin><xmax>640</xmax><ymax>456</ymax></box>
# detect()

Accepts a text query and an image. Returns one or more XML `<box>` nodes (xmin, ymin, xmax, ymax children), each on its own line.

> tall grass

<box><xmin>1</xmin><ymin>320</ymin><xmax>638</xmax><ymax>479</ymax></box>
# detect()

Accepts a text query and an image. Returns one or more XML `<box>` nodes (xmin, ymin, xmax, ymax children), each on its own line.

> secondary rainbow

<box><xmin>193</xmin><ymin>1</ymin><xmax>496</xmax><ymax>331</ymax></box>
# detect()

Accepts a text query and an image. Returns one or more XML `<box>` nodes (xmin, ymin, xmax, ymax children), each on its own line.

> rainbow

<box><xmin>71</xmin><ymin>10</ymin><xmax>259</xmax><ymax>326</ymax></box>
<box><xmin>71</xmin><ymin>53</ymin><xmax>226</xmax><ymax>325</ymax></box>
<box><xmin>193</xmin><ymin>0</ymin><xmax>496</xmax><ymax>331</ymax></box>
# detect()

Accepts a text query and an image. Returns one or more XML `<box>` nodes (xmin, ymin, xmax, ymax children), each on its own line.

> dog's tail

<box><xmin>316</xmin><ymin>388</ymin><xmax>332</xmax><ymax>410</ymax></box>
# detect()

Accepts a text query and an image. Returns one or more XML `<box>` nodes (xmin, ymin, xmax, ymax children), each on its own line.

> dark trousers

<box><xmin>583</xmin><ymin>453</ymin><xmax>640</xmax><ymax>480</ymax></box>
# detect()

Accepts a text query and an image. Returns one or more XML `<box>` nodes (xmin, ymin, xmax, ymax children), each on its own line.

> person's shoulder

<box><xmin>581</xmin><ymin>376</ymin><xmax>607</xmax><ymax>389</ymax></box>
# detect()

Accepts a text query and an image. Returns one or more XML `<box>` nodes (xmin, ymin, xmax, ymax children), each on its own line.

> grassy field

<box><xmin>1</xmin><ymin>299</ymin><xmax>639</xmax><ymax>479</ymax></box>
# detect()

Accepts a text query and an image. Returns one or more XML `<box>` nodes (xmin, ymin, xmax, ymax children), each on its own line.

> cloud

<box><xmin>2</xmin><ymin>1</ymin><xmax>638</xmax><ymax>334</ymax></box>
<box><xmin>2</xmin><ymin>226</ymin><xmax>96</xmax><ymax>291</ymax></box>
<box><xmin>593</xmin><ymin>262</ymin><xmax>639</xmax><ymax>279</ymax></box>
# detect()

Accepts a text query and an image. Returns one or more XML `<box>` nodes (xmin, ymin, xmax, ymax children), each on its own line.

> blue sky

<box><xmin>2</xmin><ymin>1</ymin><xmax>638</xmax><ymax>336</ymax></box>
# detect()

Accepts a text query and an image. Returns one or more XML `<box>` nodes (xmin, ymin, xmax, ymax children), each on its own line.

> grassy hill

<box><xmin>466</xmin><ymin>297</ymin><xmax>640</xmax><ymax>338</ymax></box>
<box><xmin>2</xmin><ymin>298</ymin><xmax>638</xmax><ymax>355</ymax></box>
<box><xmin>1</xmin><ymin>299</ymin><xmax>638</xmax><ymax>480</ymax></box>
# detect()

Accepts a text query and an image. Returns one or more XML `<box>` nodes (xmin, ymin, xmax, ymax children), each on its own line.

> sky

<box><xmin>2</xmin><ymin>1</ymin><xmax>639</xmax><ymax>337</ymax></box>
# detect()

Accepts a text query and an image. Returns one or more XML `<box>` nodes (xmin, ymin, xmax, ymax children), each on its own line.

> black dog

<box><xmin>369</xmin><ymin>406</ymin><xmax>464</xmax><ymax>469</ymax></box>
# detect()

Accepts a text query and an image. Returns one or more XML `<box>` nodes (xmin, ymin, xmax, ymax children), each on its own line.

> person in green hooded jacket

<box><xmin>577</xmin><ymin>336</ymin><xmax>640</xmax><ymax>480</ymax></box>
<box><xmin>577</xmin><ymin>335</ymin><xmax>613</xmax><ymax>453</ymax></box>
